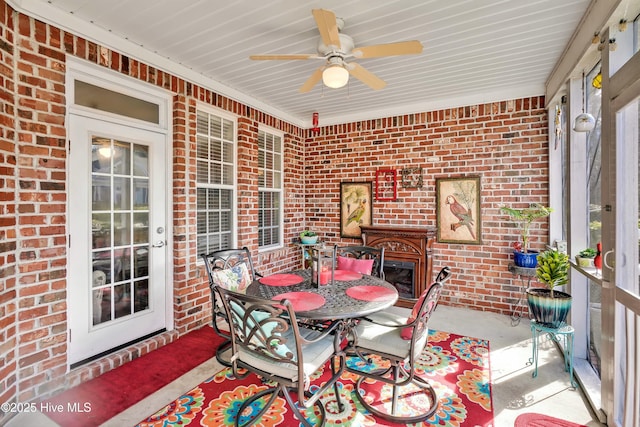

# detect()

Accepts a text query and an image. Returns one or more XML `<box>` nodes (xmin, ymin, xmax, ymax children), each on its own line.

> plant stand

<box><xmin>528</xmin><ymin>320</ymin><xmax>577</xmax><ymax>388</ymax></box>
<box><xmin>508</xmin><ymin>263</ymin><xmax>536</xmax><ymax>326</ymax></box>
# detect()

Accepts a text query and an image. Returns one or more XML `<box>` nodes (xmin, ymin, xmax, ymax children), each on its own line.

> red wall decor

<box><xmin>375</xmin><ymin>169</ymin><xmax>397</xmax><ymax>201</ymax></box>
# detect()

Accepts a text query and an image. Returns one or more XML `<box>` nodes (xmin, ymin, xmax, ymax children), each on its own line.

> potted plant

<box><xmin>527</xmin><ymin>249</ymin><xmax>571</xmax><ymax>328</ymax></box>
<box><xmin>500</xmin><ymin>204</ymin><xmax>553</xmax><ymax>268</ymax></box>
<box><xmin>300</xmin><ymin>230</ymin><xmax>319</xmax><ymax>244</ymax></box>
<box><xmin>575</xmin><ymin>247</ymin><xmax>596</xmax><ymax>268</ymax></box>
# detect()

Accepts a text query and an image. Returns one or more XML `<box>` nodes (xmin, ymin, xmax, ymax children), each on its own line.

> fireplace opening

<box><xmin>383</xmin><ymin>260</ymin><xmax>416</xmax><ymax>299</ymax></box>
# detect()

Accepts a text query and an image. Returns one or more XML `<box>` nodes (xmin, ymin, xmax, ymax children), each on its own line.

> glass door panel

<box><xmin>91</xmin><ymin>137</ymin><xmax>150</xmax><ymax>325</ymax></box>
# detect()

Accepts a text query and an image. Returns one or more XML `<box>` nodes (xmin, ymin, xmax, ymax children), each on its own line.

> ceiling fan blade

<box><xmin>352</xmin><ymin>40</ymin><xmax>423</xmax><ymax>58</ymax></box>
<box><xmin>347</xmin><ymin>63</ymin><xmax>386</xmax><ymax>90</ymax></box>
<box><xmin>299</xmin><ymin>67</ymin><xmax>324</xmax><ymax>93</ymax></box>
<box><xmin>312</xmin><ymin>9</ymin><xmax>341</xmax><ymax>49</ymax></box>
<box><xmin>250</xmin><ymin>54</ymin><xmax>318</xmax><ymax>60</ymax></box>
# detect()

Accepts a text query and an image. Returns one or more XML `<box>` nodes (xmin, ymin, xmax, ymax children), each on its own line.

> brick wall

<box><xmin>305</xmin><ymin>99</ymin><xmax>550</xmax><ymax>313</ymax></box>
<box><xmin>0</xmin><ymin>1</ymin><xmax>17</xmax><ymax>421</ymax></box>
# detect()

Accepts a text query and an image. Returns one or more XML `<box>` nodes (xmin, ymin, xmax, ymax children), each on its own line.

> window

<box><xmin>258</xmin><ymin>128</ymin><xmax>283</xmax><ymax>249</ymax></box>
<box><xmin>196</xmin><ymin>109</ymin><xmax>236</xmax><ymax>256</ymax></box>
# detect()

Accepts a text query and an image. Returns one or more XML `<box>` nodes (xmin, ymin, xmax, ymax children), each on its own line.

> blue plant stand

<box><xmin>528</xmin><ymin>320</ymin><xmax>577</xmax><ymax>388</ymax></box>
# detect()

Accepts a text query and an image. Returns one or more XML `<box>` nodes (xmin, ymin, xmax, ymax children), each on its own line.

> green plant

<box><xmin>300</xmin><ymin>230</ymin><xmax>317</xmax><ymax>238</ymax></box>
<box><xmin>577</xmin><ymin>248</ymin><xmax>596</xmax><ymax>258</ymax></box>
<box><xmin>536</xmin><ymin>249</ymin><xmax>569</xmax><ymax>297</ymax></box>
<box><xmin>499</xmin><ymin>204</ymin><xmax>553</xmax><ymax>253</ymax></box>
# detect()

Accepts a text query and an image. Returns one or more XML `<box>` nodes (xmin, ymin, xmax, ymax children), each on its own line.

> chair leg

<box><xmin>236</xmin><ymin>384</ymin><xmax>325</xmax><ymax>427</ymax></box>
<box><xmin>235</xmin><ymin>387</ymin><xmax>282</xmax><ymax>427</ymax></box>
<box><xmin>354</xmin><ymin>368</ymin><xmax>439</xmax><ymax>423</ymax></box>
<box><xmin>215</xmin><ymin>339</ymin><xmax>233</xmax><ymax>367</ymax></box>
<box><xmin>282</xmin><ymin>388</ymin><xmax>325</xmax><ymax>427</ymax></box>
<box><xmin>331</xmin><ymin>356</ymin><xmax>344</xmax><ymax>412</ymax></box>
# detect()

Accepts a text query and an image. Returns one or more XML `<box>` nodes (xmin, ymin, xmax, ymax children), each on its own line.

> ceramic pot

<box><xmin>513</xmin><ymin>250</ymin><xmax>539</xmax><ymax>268</ymax></box>
<box><xmin>526</xmin><ymin>288</ymin><xmax>572</xmax><ymax>328</ymax></box>
<box><xmin>575</xmin><ymin>255</ymin><xmax>594</xmax><ymax>268</ymax></box>
<box><xmin>300</xmin><ymin>235</ymin><xmax>319</xmax><ymax>244</ymax></box>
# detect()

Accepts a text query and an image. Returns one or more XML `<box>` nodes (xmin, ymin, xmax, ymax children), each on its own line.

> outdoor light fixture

<box><xmin>322</xmin><ymin>64</ymin><xmax>349</xmax><ymax>88</ymax></box>
<box><xmin>573</xmin><ymin>72</ymin><xmax>595</xmax><ymax>133</ymax></box>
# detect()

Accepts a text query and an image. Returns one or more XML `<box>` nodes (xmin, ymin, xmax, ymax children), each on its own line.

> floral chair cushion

<box><xmin>211</xmin><ymin>262</ymin><xmax>252</xmax><ymax>294</ymax></box>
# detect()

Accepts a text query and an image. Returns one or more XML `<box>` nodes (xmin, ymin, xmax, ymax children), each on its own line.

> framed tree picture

<box><xmin>436</xmin><ymin>176</ymin><xmax>481</xmax><ymax>244</ymax></box>
<box><xmin>340</xmin><ymin>181</ymin><xmax>373</xmax><ymax>238</ymax></box>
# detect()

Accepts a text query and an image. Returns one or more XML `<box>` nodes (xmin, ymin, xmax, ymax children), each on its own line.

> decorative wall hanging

<box><xmin>340</xmin><ymin>182</ymin><xmax>373</xmax><ymax>239</ymax></box>
<box><xmin>375</xmin><ymin>169</ymin><xmax>397</xmax><ymax>201</ymax></box>
<box><xmin>401</xmin><ymin>167</ymin><xmax>423</xmax><ymax>189</ymax></box>
<box><xmin>436</xmin><ymin>176</ymin><xmax>481</xmax><ymax>244</ymax></box>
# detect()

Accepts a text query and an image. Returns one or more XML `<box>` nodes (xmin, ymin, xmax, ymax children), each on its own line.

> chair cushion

<box><xmin>238</xmin><ymin>327</ymin><xmax>335</xmax><ymax>385</ymax></box>
<box><xmin>211</xmin><ymin>262</ymin><xmax>252</xmax><ymax>293</ymax></box>
<box><xmin>354</xmin><ymin>311</ymin><xmax>418</xmax><ymax>359</ymax></box>
<box><xmin>401</xmin><ymin>287</ymin><xmax>436</xmax><ymax>340</ymax></box>
<box><xmin>229</xmin><ymin>301</ymin><xmax>292</xmax><ymax>358</ymax></box>
<box><xmin>337</xmin><ymin>256</ymin><xmax>374</xmax><ymax>275</ymax></box>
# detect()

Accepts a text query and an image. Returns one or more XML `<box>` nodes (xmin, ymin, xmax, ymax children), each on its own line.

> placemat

<box><xmin>346</xmin><ymin>285</ymin><xmax>397</xmax><ymax>302</ymax></box>
<box><xmin>259</xmin><ymin>273</ymin><xmax>304</xmax><ymax>286</ymax></box>
<box><xmin>272</xmin><ymin>291</ymin><xmax>326</xmax><ymax>311</ymax></box>
<box><xmin>333</xmin><ymin>270</ymin><xmax>362</xmax><ymax>281</ymax></box>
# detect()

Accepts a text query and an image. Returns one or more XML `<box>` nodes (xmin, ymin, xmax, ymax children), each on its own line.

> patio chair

<box><xmin>335</xmin><ymin>245</ymin><xmax>385</xmax><ymax>278</ymax></box>
<box><xmin>218</xmin><ymin>287</ymin><xmax>345</xmax><ymax>427</ymax></box>
<box><xmin>345</xmin><ymin>266</ymin><xmax>452</xmax><ymax>423</ymax></box>
<box><xmin>201</xmin><ymin>247</ymin><xmax>261</xmax><ymax>366</ymax></box>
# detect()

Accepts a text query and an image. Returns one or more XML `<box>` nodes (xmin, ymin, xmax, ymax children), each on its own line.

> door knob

<box><xmin>152</xmin><ymin>240</ymin><xmax>166</xmax><ymax>248</ymax></box>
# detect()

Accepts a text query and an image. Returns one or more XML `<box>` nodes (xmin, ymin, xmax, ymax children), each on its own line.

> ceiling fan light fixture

<box><xmin>322</xmin><ymin>64</ymin><xmax>349</xmax><ymax>88</ymax></box>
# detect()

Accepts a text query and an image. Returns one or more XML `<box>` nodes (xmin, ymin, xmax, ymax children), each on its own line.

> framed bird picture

<box><xmin>436</xmin><ymin>176</ymin><xmax>482</xmax><ymax>244</ymax></box>
<box><xmin>340</xmin><ymin>181</ymin><xmax>373</xmax><ymax>239</ymax></box>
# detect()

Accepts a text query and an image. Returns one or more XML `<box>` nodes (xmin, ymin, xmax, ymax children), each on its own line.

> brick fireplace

<box><xmin>360</xmin><ymin>225</ymin><xmax>436</xmax><ymax>308</ymax></box>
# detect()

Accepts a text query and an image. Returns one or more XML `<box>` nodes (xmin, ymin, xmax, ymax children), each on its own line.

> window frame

<box><xmin>195</xmin><ymin>105</ymin><xmax>238</xmax><ymax>259</ymax></box>
<box><xmin>257</xmin><ymin>126</ymin><xmax>284</xmax><ymax>251</ymax></box>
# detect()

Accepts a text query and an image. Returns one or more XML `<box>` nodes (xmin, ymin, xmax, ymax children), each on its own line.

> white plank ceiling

<box><xmin>17</xmin><ymin>0</ymin><xmax>594</xmax><ymax>126</ymax></box>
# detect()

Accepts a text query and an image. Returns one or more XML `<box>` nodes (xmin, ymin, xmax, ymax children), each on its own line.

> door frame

<box><xmin>600</xmin><ymin>28</ymin><xmax>640</xmax><ymax>425</ymax></box>
<box><xmin>65</xmin><ymin>57</ymin><xmax>174</xmax><ymax>366</ymax></box>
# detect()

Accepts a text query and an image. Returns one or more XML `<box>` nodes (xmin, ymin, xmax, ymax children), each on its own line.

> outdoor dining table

<box><xmin>246</xmin><ymin>269</ymin><xmax>399</xmax><ymax>321</ymax></box>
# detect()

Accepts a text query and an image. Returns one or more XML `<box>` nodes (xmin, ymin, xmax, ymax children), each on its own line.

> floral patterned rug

<box><xmin>135</xmin><ymin>331</ymin><xmax>493</xmax><ymax>426</ymax></box>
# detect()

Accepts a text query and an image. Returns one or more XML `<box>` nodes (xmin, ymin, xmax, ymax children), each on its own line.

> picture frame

<box><xmin>375</xmin><ymin>169</ymin><xmax>397</xmax><ymax>201</ymax></box>
<box><xmin>436</xmin><ymin>176</ymin><xmax>481</xmax><ymax>244</ymax></box>
<box><xmin>401</xmin><ymin>167</ymin><xmax>423</xmax><ymax>189</ymax></box>
<box><xmin>340</xmin><ymin>181</ymin><xmax>373</xmax><ymax>238</ymax></box>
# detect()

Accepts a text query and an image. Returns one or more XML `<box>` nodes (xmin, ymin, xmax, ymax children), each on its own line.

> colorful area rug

<box><xmin>44</xmin><ymin>326</ymin><xmax>224</xmax><ymax>427</ymax></box>
<box><xmin>136</xmin><ymin>330</ymin><xmax>493</xmax><ymax>426</ymax></box>
<box><xmin>514</xmin><ymin>413</ymin><xmax>589</xmax><ymax>427</ymax></box>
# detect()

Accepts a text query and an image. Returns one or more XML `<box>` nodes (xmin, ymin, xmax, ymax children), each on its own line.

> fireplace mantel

<box><xmin>360</xmin><ymin>225</ymin><xmax>436</xmax><ymax>308</ymax></box>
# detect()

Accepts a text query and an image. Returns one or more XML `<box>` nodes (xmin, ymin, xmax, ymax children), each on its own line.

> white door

<box><xmin>68</xmin><ymin>114</ymin><xmax>168</xmax><ymax>365</ymax></box>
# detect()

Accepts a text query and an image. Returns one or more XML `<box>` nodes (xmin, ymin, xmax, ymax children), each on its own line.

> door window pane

<box><xmin>91</xmin><ymin>136</ymin><xmax>150</xmax><ymax>326</ymax></box>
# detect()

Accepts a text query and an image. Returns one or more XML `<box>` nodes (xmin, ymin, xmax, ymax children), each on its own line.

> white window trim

<box><xmin>258</xmin><ymin>125</ymin><xmax>284</xmax><ymax>252</ymax></box>
<box><xmin>195</xmin><ymin>104</ymin><xmax>239</xmax><ymax>258</ymax></box>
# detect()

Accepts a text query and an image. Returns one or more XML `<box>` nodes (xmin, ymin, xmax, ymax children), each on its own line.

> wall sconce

<box><xmin>573</xmin><ymin>72</ymin><xmax>595</xmax><ymax>133</ymax></box>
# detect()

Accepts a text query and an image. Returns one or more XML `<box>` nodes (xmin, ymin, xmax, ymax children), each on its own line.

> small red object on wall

<box><xmin>375</xmin><ymin>169</ymin><xmax>397</xmax><ymax>201</ymax></box>
<box><xmin>311</xmin><ymin>112</ymin><xmax>320</xmax><ymax>133</ymax></box>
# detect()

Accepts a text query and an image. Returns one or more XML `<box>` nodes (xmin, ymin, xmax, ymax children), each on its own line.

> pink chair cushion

<box><xmin>401</xmin><ymin>288</ymin><xmax>436</xmax><ymax>340</ymax></box>
<box><xmin>336</xmin><ymin>256</ymin><xmax>374</xmax><ymax>275</ymax></box>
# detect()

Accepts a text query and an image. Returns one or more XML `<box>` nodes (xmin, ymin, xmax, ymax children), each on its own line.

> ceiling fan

<box><xmin>249</xmin><ymin>9</ymin><xmax>423</xmax><ymax>92</ymax></box>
